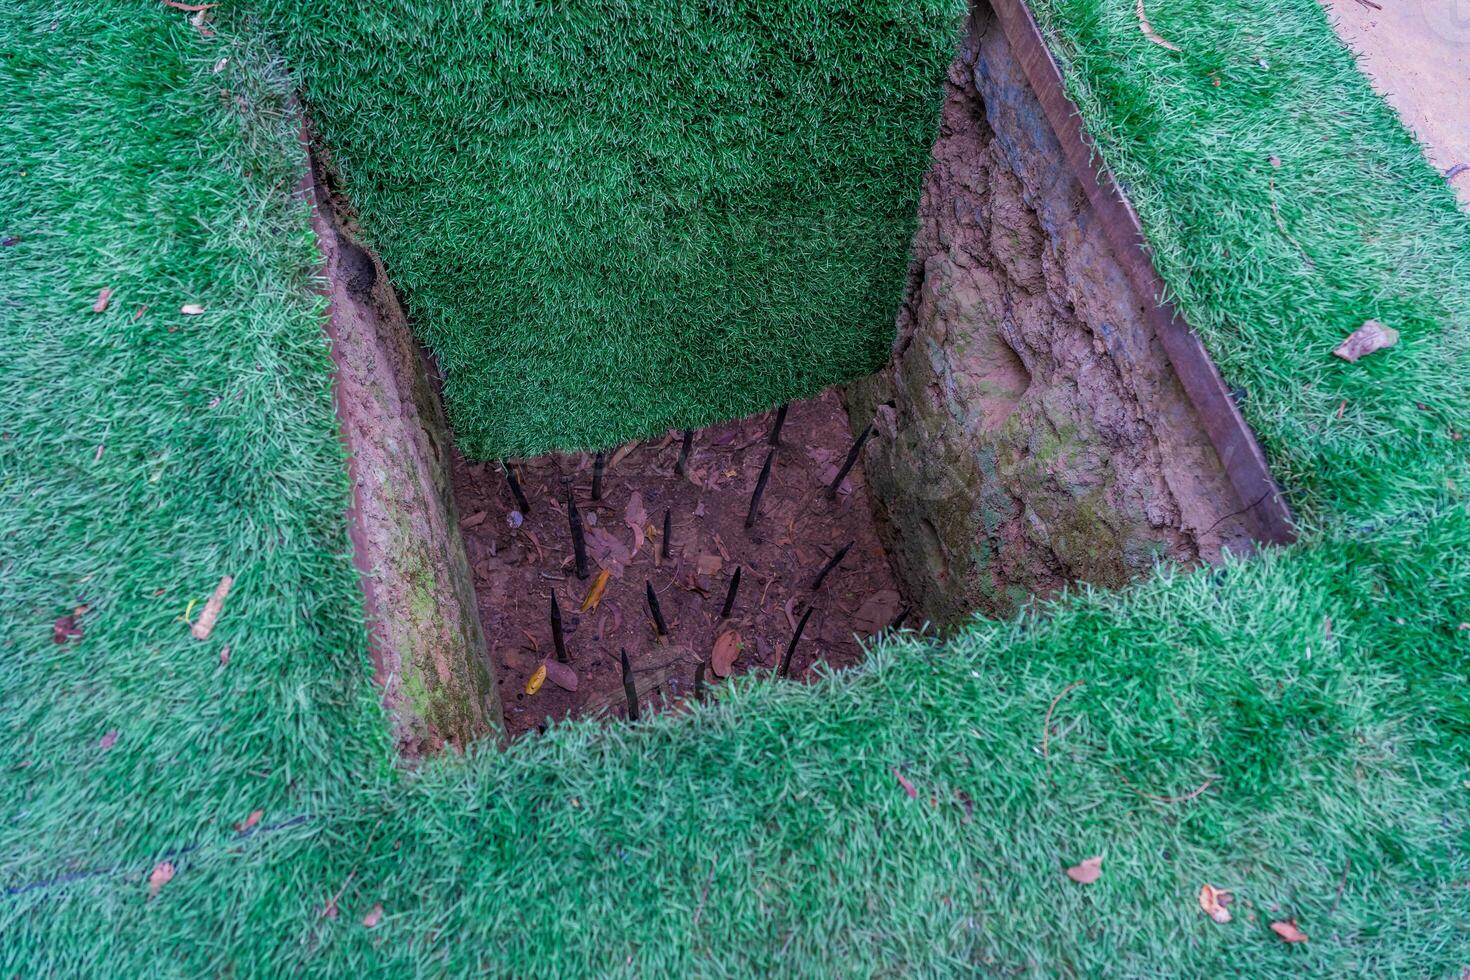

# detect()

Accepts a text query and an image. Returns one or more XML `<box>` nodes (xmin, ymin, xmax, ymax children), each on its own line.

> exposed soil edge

<box><xmin>989</xmin><ymin>0</ymin><xmax>1295</xmax><ymax>545</ymax></box>
<box><xmin>300</xmin><ymin>122</ymin><xmax>504</xmax><ymax>754</ymax></box>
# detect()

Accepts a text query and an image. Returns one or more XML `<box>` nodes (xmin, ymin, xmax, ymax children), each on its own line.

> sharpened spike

<box><xmin>502</xmin><ymin>462</ymin><xmax>530</xmax><ymax>514</ymax></box>
<box><xmin>621</xmin><ymin>648</ymin><xmax>640</xmax><ymax>721</ymax></box>
<box><xmin>811</xmin><ymin>541</ymin><xmax>852</xmax><ymax>590</ymax></box>
<box><xmin>720</xmin><ymin>566</ymin><xmax>742</xmax><ymax>619</ymax></box>
<box><xmin>676</xmin><ymin>429</ymin><xmax>694</xmax><ymax>478</ymax></box>
<box><xmin>779</xmin><ymin>605</ymin><xmax>815</xmax><ymax>678</ymax></box>
<box><xmin>694</xmin><ymin>659</ymin><xmax>707</xmax><ymax>703</ymax></box>
<box><xmin>645</xmin><ymin>580</ymin><xmax>668</xmax><ymax>636</ymax></box>
<box><xmin>549</xmin><ymin>589</ymin><xmax>569</xmax><ymax>663</ymax></box>
<box><xmin>826</xmin><ymin>425</ymin><xmax>873</xmax><ymax>500</ymax></box>
<box><xmin>661</xmin><ymin>508</ymin><xmax>672</xmax><ymax>560</ymax></box>
<box><xmin>745</xmin><ymin>448</ymin><xmax>775</xmax><ymax>529</ymax></box>
<box><xmin>887</xmin><ymin>605</ymin><xmax>911</xmax><ymax>633</ymax></box>
<box><xmin>567</xmin><ymin>485</ymin><xmax>588</xmax><ymax>579</ymax></box>
<box><xmin>768</xmin><ymin>404</ymin><xmax>789</xmax><ymax>446</ymax></box>
<box><xmin>591</xmin><ymin>451</ymin><xmax>605</xmax><ymax>500</ymax></box>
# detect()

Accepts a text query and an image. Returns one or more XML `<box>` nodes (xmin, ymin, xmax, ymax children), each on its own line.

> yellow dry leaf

<box><xmin>1198</xmin><ymin>883</ymin><xmax>1232</xmax><ymax>923</ymax></box>
<box><xmin>525</xmin><ymin>664</ymin><xmax>546</xmax><ymax>696</ymax></box>
<box><xmin>580</xmin><ymin>568</ymin><xmax>611</xmax><ymax>612</ymax></box>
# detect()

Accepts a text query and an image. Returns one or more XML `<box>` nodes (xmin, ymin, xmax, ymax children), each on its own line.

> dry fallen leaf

<box><xmin>893</xmin><ymin>768</ymin><xmax>918</xmax><ymax>799</ymax></box>
<box><xmin>525</xmin><ymin>664</ymin><xmax>547</xmax><ymax>696</ymax></box>
<box><xmin>710</xmin><ymin>630</ymin><xmax>741</xmax><ymax>678</ymax></box>
<box><xmin>1065</xmin><ymin>855</ymin><xmax>1103</xmax><ymax>884</ymax></box>
<box><xmin>180</xmin><ymin>303</ymin><xmax>205</xmax><ymax>315</ymax></box>
<box><xmin>190</xmin><ymin>575</ymin><xmax>233</xmax><ymax>640</ymax></box>
<box><xmin>92</xmin><ymin>287</ymin><xmax>112</xmax><ymax>313</ymax></box>
<box><xmin>459</xmin><ymin>510</ymin><xmax>487</xmax><ymax>529</ymax></box>
<box><xmin>1199</xmin><ymin>883</ymin><xmax>1233</xmax><ymax>923</ymax></box>
<box><xmin>580</xmin><ymin>568</ymin><xmax>611</xmax><ymax>612</ymax></box>
<box><xmin>362</xmin><ymin>902</ymin><xmax>383</xmax><ymax>928</ymax></box>
<box><xmin>148</xmin><ymin>862</ymin><xmax>175</xmax><ymax>899</ymax></box>
<box><xmin>696</xmin><ymin>553</ymin><xmax>723</xmax><ymax>577</ymax></box>
<box><xmin>219</xmin><ymin>645</ymin><xmax>231</xmax><ymax>667</ymax></box>
<box><xmin>52</xmin><ymin>613</ymin><xmax>83</xmax><ymax>644</ymax></box>
<box><xmin>1332</xmin><ymin>319</ymin><xmax>1399</xmax><ymax>363</ymax></box>
<box><xmin>99</xmin><ymin>729</ymin><xmax>119</xmax><ymax>750</ymax></box>
<box><xmin>234</xmin><ymin>809</ymin><xmax>263</xmax><ymax>833</ymax></box>
<box><xmin>542</xmin><ymin>659</ymin><xmax>578</xmax><ymax>692</ymax></box>
<box><xmin>1270</xmin><ymin>919</ymin><xmax>1308</xmax><ymax>943</ymax></box>
<box><xmin>624</xmin><ymin>492</ymin><xmax>648</xmax><ymax>553</ymax></box>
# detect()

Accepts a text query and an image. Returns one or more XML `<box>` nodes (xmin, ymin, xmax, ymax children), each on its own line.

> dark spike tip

<box><xmin>720</xmin><ymin>566</ymin><xmax>742</xmax><ymax>619</ymax></box>
<box><xmin>661</xmin><ymin>508</ymin><xmax>672</xmax><ymax>560</ymax></box>
<box><xmin>591</xmin><ymin>450</ymin><xmax>605</xmax><ymax>501</ymax></box>
<box><xmin>620</xmin><ymin>648</ymin><xmax>640</xmax><ymax>722</ymax></box>
<box><xmin>779</xmin><ymin>605</ymin><xmax>815</xmax><ymax>678</ymax></box>
<box><xmin>811</xmin><ymin>541</ymin><xmax>853</xmax><ymax>591</ymax></box>
<box><xmin>694</xmin><ymin>659</ymin><xmax>707</xmax><ymax>703</ymax></box>
<box><xmin>645</xmin><ymin>580</ymin><xmax>668</xmax><ymax>636</ymax></box>
<box><xmin>887</xmin><ymin>605</ymin><xmax>911</xmax><ymax>633</ymax></box>
<box><xmin>502</xmin><ymin>462</ymin><xmax>530</xmax><ymax>514</ymax></box>
<box><xmin>675</xmin><ymin>429</ymin><xmax>694</xmax><ymax>478</ymax></box>
<box><xmin>745</xmin><ymin>448</ymin><xmax>775</xmax><ymax>530</ymax></box>
<box><xmin>549</xmin><ymin>589</ymin><xmax>569</xmax><ymax>663</ymax></box>
<box><xmin>826</xmin><ymin>424</ymin><xmax>874</xmax><ymax>500</ymax></box>
<box><xmin>768</xmin><ymin>403</ymin><xmax>789</xmax><ymax>446</ymax></box>
<box><xmin>567</xmin><ymin>485</ymin><xmax>588</xmax><ymax>579</ymax></box>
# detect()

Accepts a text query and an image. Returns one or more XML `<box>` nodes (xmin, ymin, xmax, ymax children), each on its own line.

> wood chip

<box><xmin>180</xmin><ymin>303</ymin><xmax>205</xmax><ymax>315</ymax></box>
<box><xmin>190</xmin><ymin>575</ymin><xmax>233</xmax><ymax>640</ymax></box>
<box><xmin>459</xmin><ymin>510</ymin><xmax>487</xmax><ymax>529</ymax></box>
<box><xmin>1270</xmin><ymin>919</ymin><xmax>1308</xmax><ymax>943</ymax></box>
<box><xmin>92</xmin><ymin>287</ymin><xmax>112</xmax><ymax>313</ymax></box>
<box><xmin>148</xmin><ymin>862</ymin><xmax>175</xmax><ymax>898</ymax></box>
<box><xmin>1332</xmin><ymin>319</ymin><xmax>1399</xmax><ymax>363</ymax></box>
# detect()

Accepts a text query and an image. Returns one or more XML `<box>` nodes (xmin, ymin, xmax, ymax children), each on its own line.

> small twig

<box><xmin>1445</xmin><ymin>162</ymin><xmax>1469</xmax><ymax>182</ymax></box>
<box><xmin>1351</xmin><ymin>0</ymin><xmax>1382</xmax><ymax>9</ymax></box>
<box><xmin>1331</xmin><ymin>856</ymin><xmax>1352</xmax><ymax>915</ymax></box>
<box><xmin>825</xmin><ymin>426</ymin><xmax>872</xmax><ymax>500</ymax></box>
<box><xmin>1270</xmin><ymin>177</ymin><xmax>1315</xmax><ymax>268</ymax></box>
<box><xmin>1136</xmin><ymin>0</ymin><xmax>1181</xmax><ymax>51</ymax></box>
<box><xmin>692</xmin><ymin>862</ymin><xmax>716</xmax><ymax>927</ymax></box>
<box><xmin>1124</xmin><ymin>776</ymin><xmax>1215</xmax><ymax>804</ymax></box>
<box><xmin>1041</xmin><ymin>680</ymin><xmax>1085</xmax><ymax>775</ymax></box>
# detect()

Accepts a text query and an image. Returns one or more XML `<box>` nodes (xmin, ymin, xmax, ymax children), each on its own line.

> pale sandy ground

<box><xmin>1322</xmin><ymin>0</ymin><xmax>1470</xmax><ymax>209</ymax></box>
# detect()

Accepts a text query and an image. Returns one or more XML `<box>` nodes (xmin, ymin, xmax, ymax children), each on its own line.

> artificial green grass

<box><xmin>3</xmin><ymin>0</ymin><xmax>1469</xmax><ymax>974</ymax></box>
<box><xmin>268</xmin><ymin>0</ymin><xmax>966</xmax><ymax>459</ymax></box>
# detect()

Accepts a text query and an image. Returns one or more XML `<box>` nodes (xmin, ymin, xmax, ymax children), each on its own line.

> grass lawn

<box><xmin>2</xmin><ymin>0</ymin><xmax>1468</xmax><ymax>974</ymax></box>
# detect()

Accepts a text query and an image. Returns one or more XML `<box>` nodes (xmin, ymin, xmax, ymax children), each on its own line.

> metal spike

<box><xmin>810</xmin><ymin>541</ymin><xmax>852</xmax><ymax>590</ymax></box>
<box><xmin>675</xmin><ymin>429</ymin><xmax>694</xmax><ymax>478</ymax></box>
<box><xmin>661</xmin><ymin>508</ymin><xmax>672</xmax><ymax>560</ymax></box>
<box><xmin>502</xmin><ymin>462</ymin><xmax>530</xmax><ymax>514</ymax></box>
<box><xmin>645</xmin><ymin>580</ymin><xmax>668</xmax><ymax>636</ymax></box>
<box><xmin>745</xmin><ymin>448</ymin><xmax>775</xmax><ymax>529</ymax></box>
<box><xmin>779</xmin><ymin>605</ymin><xmax>815</xmax><ymax>678</ymax></box>
<box><xmin>549</xmin><ymin>589</ymin><xmax>569</xmax><ymax>663</ymax></box>
<box><xmin>694</xmin><ymin>659</ymin><xmax>707</xmax><ymax>703</ymax></box>
<box><xmin>620</xmin><ymin>648</ymin><xmax>640</xmax><ymax>721</ymax></box>
<box><xmin>720</xmin><ymin>566</ymin><xmax>742</xmax><ymax>619</ymax></box>
<box><xmin>768</xmin><ymin>403</ymin><xmax>789</xmax><ymax>446</ymax></box>
<box><xmin>567</xmin><ymin>485</ymin><xmax>588</xmax><ymax>579</ymax></box>
<box><xmin>591</xmin><ymin>450</ymin><xmax>605</xmax><ymax>501</ymax></box>
<box><xmin>826</xmin><ymin>425</ymin><xmax>873</xmax><ymax>500</ymax></box>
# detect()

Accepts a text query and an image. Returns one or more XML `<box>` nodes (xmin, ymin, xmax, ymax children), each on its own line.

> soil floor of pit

<box><xmin>451</xmin><ymin>390</ymin><xmax>907</xmax><ymax>738</ymax></box>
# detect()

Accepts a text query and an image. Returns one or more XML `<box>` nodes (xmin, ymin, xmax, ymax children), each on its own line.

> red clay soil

<box><xmin>451</xmin><ymin>390</ymin><xmax>906</xmax><ymax>738</ymax></box>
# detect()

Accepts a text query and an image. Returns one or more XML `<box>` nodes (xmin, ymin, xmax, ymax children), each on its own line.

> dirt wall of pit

<box><xmin>847</xmin><ymin>5</ymin><xmax>1268</xmax><ymax>624</ymax></box>
<box><xmin>307</xmin><ymin>144</ymin><xmax>503</xmax><ymax>752</ymax></box>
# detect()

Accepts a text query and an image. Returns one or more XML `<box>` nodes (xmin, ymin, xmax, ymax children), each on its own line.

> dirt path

<box><xmin>1323</xmin><ymin>0</ymin><xmax>1470</xmax><ymax>209</ymax></box>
